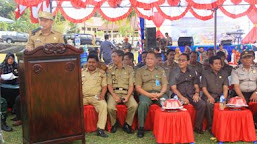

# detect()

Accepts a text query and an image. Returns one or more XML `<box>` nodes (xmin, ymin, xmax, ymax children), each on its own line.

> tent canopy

<box><xmin>0</xmin><ymin>16</ymin><xmax>14</xmax><ymax>23</ymax></box>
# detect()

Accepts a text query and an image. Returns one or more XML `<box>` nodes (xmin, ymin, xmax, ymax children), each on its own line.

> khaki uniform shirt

<box><xmin>107</xmin><ymin>64</ymin><xmax>134</xmax><ymax>95</ymax></box>
<box><xmin>161</xmin><ymin>60</ymin><xmax>178</xmax><ymax>78</ymax></box>
<box><xmin>82</xmin><ymin>68</ymin><xmax>107</xmax><ymax>97</ymax></box>
<box><xmin>201</xmin><ymin>69</ymin><xmax>229</xmax><ymax>98</ymax></box>
<box><xmin>135</xmin><ymin>65</ymin><xmax>168</xmax><ymax>92</ymax></box>
<box><xmin>231</xmin><ymin>65</ymin><xmax>257</xmax><ymax>92</ymax></box>
<box><xmin>188</xmin><ymin>62</ymin><xmax>203</xmax><ymax>76</ymax></box>
<box><xmin>26</xmin><ymin>30</ymin><xmax>64</xmax><ymax>50</ymax></box>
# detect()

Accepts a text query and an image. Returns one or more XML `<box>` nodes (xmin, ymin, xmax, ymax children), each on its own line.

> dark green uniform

<box><xmin>135</xmin><ymin>66</ymin><xmax>168</xmax><ymax>127</ymax></box>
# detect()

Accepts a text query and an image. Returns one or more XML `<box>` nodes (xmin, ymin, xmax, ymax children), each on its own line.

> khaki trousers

<box><xmin>107</xmin><ymin>94</ymin><xmax>138</xmax><ymax>126</ymax></box>
<box><xmin>83</xmin><ymin>97</ymin><xmax>107</xmax><ymax>130</ymax></box>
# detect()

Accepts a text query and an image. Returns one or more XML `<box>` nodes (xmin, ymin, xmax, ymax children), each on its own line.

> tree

<box><xmin>0</xmin><ymin>0</ymin><xmax>16</xmax><ymax>19</ymax></box>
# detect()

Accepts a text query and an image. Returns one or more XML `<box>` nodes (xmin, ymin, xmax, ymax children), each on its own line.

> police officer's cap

<box><xmin>240</xmin><ymin>51</ymin><xmax>253</xmax><ymax>59</ymax></box>
<box><xmin>38</xmin><ymin>11</ymin><xmax>53</xmax><ymax>20</ymax></box>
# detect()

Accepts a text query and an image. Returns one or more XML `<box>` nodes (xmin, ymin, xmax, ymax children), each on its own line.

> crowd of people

<box><xmin>83</xmin><ymin>39</ymin><xmax>257</xmax><ymax>138</ymax></box>
<box><xmin>2</xmin><ymin>11</ymin><xmax>257</xmax><ymax>143</ymax></box>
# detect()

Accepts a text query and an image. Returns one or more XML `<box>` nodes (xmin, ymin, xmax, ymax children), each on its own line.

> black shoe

<box><xmin>111</xmin><ymin>122</ymin><xmax>118</xmax><ymax>133</ymax></box>
<box><xmin>96</xmin><ymin>129</ymin><xmax>108</xmax><ymax>137</ymax></box>
<box><xmin>137</xmin><ymin>127</ymin><xmax>144</xmax><ymax>138</ymax></box>
<box><xmin>1</xmin><ymin>123</ymin><xmax>13</xmax><ymax>132</ymax></box>
<box><xmin>208</xmin><ymin>128</ymin><xmax>214</xmax><ymax>136</ymax></box>
<box><xmin>11</xmin><ymin>117</ymin><xmax>18</xmax><ymax>121</ymax></box>
<box><xmin>194</xmin><ymin>128</ymin><xmax>204</xmax><ymax>134</ymax></box>
<box><xmin>123</xmin><ymin>123</ymin><xmax>133</xmax><ymax>134</ymax></box>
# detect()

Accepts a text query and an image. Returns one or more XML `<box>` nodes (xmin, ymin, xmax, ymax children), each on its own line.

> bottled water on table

<box><xmin>219</xmin><ymin>94</ymin><xmax>225</xmax><ymax>110</ymax></box>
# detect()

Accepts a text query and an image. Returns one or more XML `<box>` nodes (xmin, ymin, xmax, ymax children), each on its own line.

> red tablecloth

<box><xmin>153</xmin><ymin>108</ymin><xmax>195</xmax><ymax>144</ymax></box>
<box><xmin>183</xmin><ymin>104</ymin><xmax>208</xmax><ymax>130</ymax></box>
<box><xmin>212</xmin><ymin>103</ymin><xmax>256</xmax><ymax>142</ymax></box>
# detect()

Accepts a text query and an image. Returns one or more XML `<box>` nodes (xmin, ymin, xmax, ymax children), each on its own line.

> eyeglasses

<box><xmin>178</xmin><ymin>59</ymin><xmax>187</xmax><ymax>62</ymax></box>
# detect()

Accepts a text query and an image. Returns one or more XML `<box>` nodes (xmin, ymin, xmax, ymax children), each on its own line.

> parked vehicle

<box><xmin>63</xmin><ymin>33</ymin><xmax>102</xmax><ymax>45</ymax></box>
<box><xmin>2</xmin><ymin>32</ymin><xmax>28</xmax><ymax>43</ymax></box>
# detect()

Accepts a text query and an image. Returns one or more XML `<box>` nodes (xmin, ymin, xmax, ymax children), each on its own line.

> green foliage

<box><xmin>0</xmin><ymin>22</ymin><xmax>8</xmax><ymax>31</ymax></box>
<box><xmin>7</xmin><ymin>10</ymin><xmax>39</xmax><ymax>33</ymax></box>
<box><xmin>0</xmin><ymin>0</ymin><xmax>16</xmax><ymax>19</ymax></box>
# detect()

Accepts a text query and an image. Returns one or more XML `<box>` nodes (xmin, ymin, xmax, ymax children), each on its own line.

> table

<box><xmin>153</xmin><ymin>108</ymin><xmax>194</xmax><ymax>144</ymax></box>
<box><xmin>212</xmin><ymin>104</ymin><xmax>256</xmax><ymax>142</ymax></box>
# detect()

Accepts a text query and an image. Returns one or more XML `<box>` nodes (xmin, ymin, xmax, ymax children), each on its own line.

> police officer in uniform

<box><xmin>231</xmin><ymin>51</ymin><xmax>257</xmax><ymax>103</ymax></box>
<box><xmin>107</xmin><ymin>50</ymin><xmax>138</xmax><ymax>134</ymax></box>
<box><xmin>82</xmin><ymin>54</ymin><xmax>108</xmax><ymax>137</ymax></box>
<box><xmin>135</xmin><ymin>51</ymin><xmax>168</xmax><ymax>138</ymax></box>
<box><xmin>201</xmin><ymin>56</ymin><xmax>229</xmax><ymax>134</ymax></box>
<box><xmin>26</xmin><ymin>11</ymin><xmax>64</xmax><ymax>51</ymax></box>
<box><xmin>170</xmin><ymin>53</ymin><xmax>206</xmax><ymax>134</ymax></box>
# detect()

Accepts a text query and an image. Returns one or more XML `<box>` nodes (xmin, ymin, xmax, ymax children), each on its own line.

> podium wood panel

<box><xmin>18</xmin><ymin>43</ymin><xmax>85</xmax><ymax>144</ymax></box>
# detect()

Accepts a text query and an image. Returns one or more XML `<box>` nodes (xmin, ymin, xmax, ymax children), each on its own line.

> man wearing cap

<box><xmin>231</xmin><ymin>51</ymin><xmax>257</xmax><ymax>103</ymax></box>
<box><xmin>26</xmin><ymin>11</ymin><xmax>64</xmax><ymax>51</ymax></box>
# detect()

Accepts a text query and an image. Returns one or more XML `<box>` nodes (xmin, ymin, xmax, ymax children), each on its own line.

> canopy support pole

<box><xmin>214</xmin><ymin>8</ymin><xmax>217</xmax><ymax>54</ymax></box>
<box><xmin>50</xmin><ymin>0</ymin><xmax>53</xmax><ymax>13</ymax></box>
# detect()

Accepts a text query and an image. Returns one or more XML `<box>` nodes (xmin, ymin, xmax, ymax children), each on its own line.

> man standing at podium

<box><xmin>26</xmin><ymin>11</ymin><xmax>64</xmax><ymax>51</ymax></box>
<box><xmin>107</xmin><ymin>50</ymin><xmax>138</xmax><ymax>134</ymax></box>
<box><xmin>82</xmin><ymin>54</ymin><xmax>108</xmax><ymax>137</ymax></box>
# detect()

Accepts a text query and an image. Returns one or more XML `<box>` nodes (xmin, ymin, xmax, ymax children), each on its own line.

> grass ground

<box><xmin>2</xmin><ymin>113</ymin><xmax>255</xmax><ymax>144</ymax></box>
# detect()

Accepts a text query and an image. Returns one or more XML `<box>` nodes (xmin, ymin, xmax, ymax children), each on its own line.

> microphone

<box><xmin>32</xmin><ymin>26</ymin><xmax>43</xmax><ymax>35</ymax></box>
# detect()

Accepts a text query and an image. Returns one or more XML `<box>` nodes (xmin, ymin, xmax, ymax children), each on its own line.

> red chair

<box><xmin>143</xmin><ymin>104</ymin><xmax>160</xmax><ymax>130</ymax></box>
<box><xmin>249</xmin><ymin>102</ymin><xmax>257</xmax><ymax>117</ymax></box>
<box><xmin>7</xmin><ymin>108</ymin><xmax>12</xmax><ymax>112</ymax></box>
<box><xmin>183</xmin><ymin>104</ymin><xmax>207</xmax><ymax>130</ymax></box>
<box><xmin>83</xmin><ymin>105</ymin><xmax>98</xmax><ymax>132</ymax></box>
<box><xmin>107</xmin><ymin>105</ymin><xmax>138</xmax><ymax>132</ymax></box>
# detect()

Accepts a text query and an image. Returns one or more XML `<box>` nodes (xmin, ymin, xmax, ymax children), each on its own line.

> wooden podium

<box><xmin>17</xmin><ymin>44</ymin><xmax>85</xmax><ymax>144</ymax></box>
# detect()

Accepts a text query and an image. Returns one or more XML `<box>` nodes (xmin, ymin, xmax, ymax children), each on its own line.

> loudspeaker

<box><xmin>178</xmin><ymin>37</ymin><xmax>194</xmax><ymax>47</ymax></box>
<box><xmin>221</xmin><ymin>40</ymin><xmax>232</xmax><ymax>45</ymax></box>
<box><xmin>146</xmin><ymin>27</ymin><xmax>156</xmax><ymax>50</ymax></box>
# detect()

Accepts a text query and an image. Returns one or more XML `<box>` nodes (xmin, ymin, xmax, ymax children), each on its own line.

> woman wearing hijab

<box><xmin>0</xmin><ymin>53</ymin><xmax>19</xmax><ymax>131</ymax></box>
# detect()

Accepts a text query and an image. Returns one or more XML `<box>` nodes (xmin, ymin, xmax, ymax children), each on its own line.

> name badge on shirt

<box><xmin>156</xmin><ymin>79</ymin><xmax>160</xmax><ymax>86</ymax></box>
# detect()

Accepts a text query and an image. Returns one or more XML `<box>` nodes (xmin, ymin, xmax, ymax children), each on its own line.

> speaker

<box><xmin>178</xmin><ymin>37</ymin><xmax>194</xmax><ymax>47</ymax></box>
<box><xmin>221</xmin><ymin>40</ymin><xmax>232</xmax><ymax>45</ymax></box>
<box><xmin>146</xmin><ymin>27</ymin><xmax>156</xmax><ymax>50</ymax></box>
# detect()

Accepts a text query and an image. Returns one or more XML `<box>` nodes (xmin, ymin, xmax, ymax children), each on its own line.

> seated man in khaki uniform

<box><xmin>107</xmin><ymin>50</ymin><xmax>138</xmax><ymax>134</ymax></box>
<box><xmin>136</xmin><ymin>51</ymin><xmax>168</xmax><ymax>138</ymax></box>
<box><xmin>170</xmin><ymin>53</ymin><xmax>206</xmax><ymax>134</ymax></box>
<box><xmin>26</xmin><ymin>11</ymin><xmax>64</xmax><ymax>51</ymax></box>
<box><xmin>82</xmin><ymin>54</ymin><xmax>108</xmax><ymax>137</ymax></box>
<box><xmin>201</xmin><ymin>56</ymin><xmax>229</xmax><ymax>134</ymax></box>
